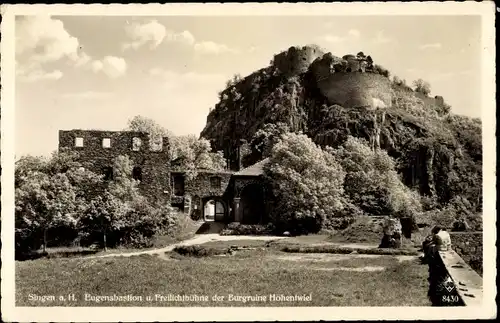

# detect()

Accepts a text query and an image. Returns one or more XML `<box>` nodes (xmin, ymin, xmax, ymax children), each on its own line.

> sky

<box><xmin>15</xmin><ymin>15</ymin><xmax>482</xmax><ymax>158</ymax></box>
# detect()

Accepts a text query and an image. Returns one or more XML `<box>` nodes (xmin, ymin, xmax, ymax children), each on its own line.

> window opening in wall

<box><xmin>172</xmin><ymin>174</ymin><xmax>185</xmax><ymax>196</ymax></box>
<box><xmin>210</xmin><ymin>176</ymin><xmax>222</xmax><ymax>189</ymax></box>
<box><xmin>132</xmin><ymin>166</ymin><xmax>142</xmax><ymax>182</ymax></box>
<box><xmin>102</xmin><ymin>138</ymin><xmax>111</xmax><ymax>148</ymax></box>
<box><xmin>75</xmin><ymin>137</ymin><xmax>84</xmax><ymax>147</ymax></box>
<box><xmin>103</xmin><ymin>166</ymin><xmax>114</xmax><ymax>181</ymax></box>
<box><xmin>150</xmin><ymin>137</ymin><xmax>163</xmax><ymax>152</ymax></box>
<box><xmin>132</xmin><ymin>137</ymin><xmax>142</xmax><ymax>151</ymax></box>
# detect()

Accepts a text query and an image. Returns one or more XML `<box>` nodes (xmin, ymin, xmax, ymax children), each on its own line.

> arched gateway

<box><xmin>203</xmin><ymin>198</ymin><xmax>227</xmax><ymax>222</ymax></box>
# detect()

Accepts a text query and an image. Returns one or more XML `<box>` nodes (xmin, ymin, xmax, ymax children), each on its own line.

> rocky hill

<box><xmin>200</xmin><ymin>45</ymin><xmax>482</xmax><ymax>212</ymax></box>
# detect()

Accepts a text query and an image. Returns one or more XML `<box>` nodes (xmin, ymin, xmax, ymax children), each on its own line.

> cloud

<box><xmin>122</xmin><ymin>20</ymin><xmax>167</xmax><ymax>50</ymax></box>
<box><xmin>194</xmin><ymin>41</ymin><xmax>240</xmax><ymax>54</ymax></box>
<box><xmin>15</xmin><ymin>15</ymin><xmax>124</xmax><ymax>81</ymax></box>
<box><xmin>17</xmin><ymin>68</ymin><xmax>63</xmax><ymax>82</ymax></box>
<box><xmin>419</xmin><ymin>43</ymin><xmax>442</xmax><ymax>50</ymax></box>
<box><xmin>165</xmin><ymin>30</ymin><xmax>196</xmax><ymax>46</ymax></box>
<box><xmin>91</xmin><ymin>56</ymin><xmax>127</xmax><ymax>78</ymax></box>
<box><xmin>373</xmin><ymin>31</ymin><xmax>392</xmax><ymax>44</ymax></box>
<box><xmin>133</xmin><ymin>25</ymin><xmax>239</xmax><ymax>55</ymax></box>
<box><xmin>348</xmin><ymin>29</ymin><xmax>360</xmax><ymax>38</ymax></box>
<box><xmin>16</xmin><ymin>15</ymin><xmax>83</xmax><ymax>63</ymax></box>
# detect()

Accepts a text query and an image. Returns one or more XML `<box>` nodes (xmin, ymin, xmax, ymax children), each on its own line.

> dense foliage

<box><xmin>264</xmin><ymin>133</ymin><xmax>423</xmax><ymax>234</ymax></box>
<box><xmin>15</xmin><ymin>150</ymin><xmax>189</xmax><ymax>257</ymax></box>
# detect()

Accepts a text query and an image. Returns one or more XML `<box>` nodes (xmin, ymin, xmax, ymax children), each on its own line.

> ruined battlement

<box><xmin>59</xmin><ymin>130</ymin><xmax>170</xmax><ymax>156</ymax></box>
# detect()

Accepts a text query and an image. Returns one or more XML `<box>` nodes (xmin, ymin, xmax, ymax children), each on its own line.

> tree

<box><xmin>126</xmin><ymin>115</ymin><xmax>173</xmax><ymax>151</ymax></box>
<box><xmin>392</xmin><ymin>75</ymin><xmax>402</xmax><ymax>85</ymax></box>
<box><xmin>80</xmin><ymin>192</ymin><xmax>129</xmax><ymax>251</ymax></box>
<box><xmin>365</xmin><ymin>55</ymin><xmax>374</xmax><ymax>70</ymax></box>
<box><xmin>15</xmin><ymin>172</ymin><xmax>79</xmax><ymax>252</ymax></box>
<box><xmin>15</xmin><ymin>151</ymin><xmax>103</xmax><ymax>253</ymax></box>
<box><xmin>126</xmin><ymin>116</ymin><xmax>226</xmax><ymax>174</ymax></box>
<box><xmin>264</xmin><ymin>133</ymin><xmax>346</xmax><ymax>234</ymax></box>
<box><xmin>332</xmin><ymin>136</ymin><xmax>422</xmax><ymax>219</ymax></box>
<box><xmin>78</xmin><ymin>155</ymin><xmax>142</xmax><ymax>250</ymax></box>
<box><xmin>225</xmin><ymin>73</ymin><xmax>243</xmax><ymax>88</ymax></box>
<box><xmin>171</xmin><ymin>135</ymin><xmax>226</xmax><ymax>180</ymax></box>
<box><xmin>413</xmin><ymin>79</ymin><xmax>431</xmax><ymax>96</ymax></box>
<box><xmin>15</xmin><ymin>155</ymin><xmax>48</xmax><ymax>187</ymax></box>
<box><xmin>249</xmin><ymin>122</ymin><xmax>290</xmax><ymax>160</ymax></box>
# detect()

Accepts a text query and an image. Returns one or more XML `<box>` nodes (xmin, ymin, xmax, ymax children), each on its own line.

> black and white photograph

<box><xmin>1</xmin><ymin>2</ymin><xmax>496</xmax><ymax>322</ymax></box>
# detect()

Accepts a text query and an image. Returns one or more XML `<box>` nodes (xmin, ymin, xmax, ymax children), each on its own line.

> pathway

<box><xmin>88</xmin><ymin>234</ymin><xmax>287</xmax><ymax>259</ymax></box>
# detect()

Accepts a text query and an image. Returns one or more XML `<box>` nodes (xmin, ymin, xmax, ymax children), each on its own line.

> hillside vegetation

<box><xmin>200</xmin><ymin>45</ymin><xmax>482</xmax><ymax>230</ymax></box>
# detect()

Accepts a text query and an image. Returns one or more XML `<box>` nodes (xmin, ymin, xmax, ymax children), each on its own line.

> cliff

<box><xmin>200</xmin><ymin>45</ymin><xmax>482</xmax><ymax>212</ymax></box>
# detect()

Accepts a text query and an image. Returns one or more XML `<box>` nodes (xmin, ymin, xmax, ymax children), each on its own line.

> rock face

<box><xmin>200</xmin><ymin>44</ymin><xmax>482</xmax><ymax>211</ymax></box>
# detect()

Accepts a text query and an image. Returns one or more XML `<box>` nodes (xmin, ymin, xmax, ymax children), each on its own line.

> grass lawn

<box><xmin>20</xmin><ymin>220</ymin><xmax>203</xmax><ymax>260</ymax></box>
<box><xmin>16</xmin><ymin>249</ymin><xmax>430</xmax><ymax>307</ymax></box>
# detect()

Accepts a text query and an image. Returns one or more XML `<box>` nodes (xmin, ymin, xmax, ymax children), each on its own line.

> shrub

<box><xmin>220</xmin><ymin>223</ymin><xmax>276</xmax><ymax>236</ymax></box>
<box><xmin>373</xmin><ymin>64</ymin><xmax>390</xmax><ymax>78</ymax></box>
<box><xmin>322</xmin><ymin>216</ymin><xmax>357</xmax><ymax>231</ymax></box>
<box><xmin>412</xmin><ymin>79</ymin><xmax>431</xmax><ymax>96</ymax></box>
<box><xmin>173</xmin><ymin>245</ymin><xmax>230</xmax><ymax>257</ymax></box>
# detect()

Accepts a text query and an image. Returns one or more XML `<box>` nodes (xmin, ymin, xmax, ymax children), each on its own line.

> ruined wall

<box><xmin>272</xmin><ymin>46</ymin><xmax>324</xmax><ymax>76</ymax></box>
<box><xmin>450</xmin><ymin>232</ymin><xmax>483</xmax><ymax>276</ymax></box>
<box><xmin>317</xmin><ymin>72</ymin><xmax>392</xmax><ymax>109</ymax></box>
<box><xmin>58</xmin><ymin>130</ymin><xmax>171</xmax><ymax>203</ymax></box>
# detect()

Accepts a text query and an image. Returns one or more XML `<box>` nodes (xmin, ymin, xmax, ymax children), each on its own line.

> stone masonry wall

<box><xmin>184</xmin><ymin>171</ymin><xmax>234</xmax><ymax>221</ymax></box>
<box><xmin>59</xmin><ymin>130</ymin><xmax>171</xmax><ymax>203</ymax></box>
<box><xmin>272</xmin><ymin>46</ymin><xmax>324</xmax><ymax>76</ymax></box>
<box><xmin>449</xmin><ymin>232</ymin><xmax>483</xmax><ymax>276</ymax></box>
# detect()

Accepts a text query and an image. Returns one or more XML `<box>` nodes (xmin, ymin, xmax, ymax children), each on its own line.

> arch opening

<box><xmin>203</xmin><ymin>199</ymin><xmax>226</xmax><ymax>222</ymax></box>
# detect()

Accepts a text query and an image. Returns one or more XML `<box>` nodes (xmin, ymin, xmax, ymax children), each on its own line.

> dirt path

<box><xmin>89</xmin><ymin>234</ymin><xmax>287</xmax><ymax>259</ymax></box>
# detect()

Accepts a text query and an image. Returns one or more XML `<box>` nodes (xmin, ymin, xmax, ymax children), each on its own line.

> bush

<box><xmin>322</xmin><ymin>216</ymin><xmax>357</xmax><ymax>231</ymax></box>
<box><xmin>373</xmin><ymin>64</ymin><xmax>390</xmax><ymax>78</ymax></box>
<box><xmin>220</xmin><ymin>223</ymin><xmax>276</xmax><ymax>236</ymax></box>
<box><xmin>173</xmin><ymin>245</ymin><xmax>230</xmax><ymax>257</ymax></box>
<box><xmin>412</xmin><ymin>79</ymin><xmax>431</xmax><ymax>96</ymax></box>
